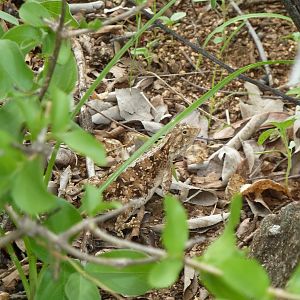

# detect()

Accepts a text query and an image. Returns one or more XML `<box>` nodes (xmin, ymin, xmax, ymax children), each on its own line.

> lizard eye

<box><xmin>182</xmin><ymin>129</ymin><xmax>188</xmax><ymax>135</ymax></box>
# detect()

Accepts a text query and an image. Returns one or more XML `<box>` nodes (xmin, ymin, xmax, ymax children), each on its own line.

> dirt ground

<box><xmin>1</xmin><ymin>0</ymin><xmax>299</xmax><ymax>299</ymax></box>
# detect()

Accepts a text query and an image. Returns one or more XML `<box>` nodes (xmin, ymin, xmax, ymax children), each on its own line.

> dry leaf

<box><xmin>115</xmin><ymin>88</ymin><xmax>153</xmax><ymax>122</ymax></box>
<box><xmin>183</xmin><ymin>265</ymin><xmax>199</xmax><ymax>300</ymax></box>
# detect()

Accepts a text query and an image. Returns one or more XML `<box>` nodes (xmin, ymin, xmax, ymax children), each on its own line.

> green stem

<box><xmin>24</xmin><ymin>237</ymin><xmax>38</xmax><ymax>299</ymax></box>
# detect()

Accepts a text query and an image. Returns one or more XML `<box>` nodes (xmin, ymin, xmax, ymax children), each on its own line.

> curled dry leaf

<box><xmin>241</xmin><ymin>179</ymin><xmax>290</xmax><ymax>216</ymax></box>
<box><xmin>170</xmin><ymin>181</ymin><xmax>218</xmax><ymax>206</ymax></box>
<box><xmin>2</xmin><ymin>265</ymin><xmax>29</xmax><ymax>291</ymax></box>
<box><xmin>92</xmin><ymin>106</ymin><xmax>122</xmax><ymax>125</ymax></box>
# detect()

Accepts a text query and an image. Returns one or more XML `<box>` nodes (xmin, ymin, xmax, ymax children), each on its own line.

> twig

<box><xmin>38</xmin><ymin>0</ymin><xmax>67</xmax><ymax>101</ymax></box>
<box><xmin>268</xmin><ymin>287</ymin><xmax>300</xmax><ymax>300</ymax></box>
<box><xmin>0</xmin><ymin>230</ymin><xmax>24</xmax><ymax>248</ymax></box>
<box><xmin>229</xmin><ymin>0</ymin><xmax>273</xmax><ymax>86</ymax></box>
<box><xmin>63</xmin><ymin>4</ymin><xmax>147</xmax><ymax>38</ymax></box>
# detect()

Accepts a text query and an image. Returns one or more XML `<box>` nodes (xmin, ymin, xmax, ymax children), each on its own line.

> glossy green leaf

<box><xmin>44</xmin><ymin>198</ymin><xmax>82</xmax><ymax>233</ymax></box>
<box><xmin>35</xmin><ymin>261</ymin><xmax>75</xmax><ymax>300</ymax></box>
<box><xmin>272</xmin><ymin>118</ymin><xmax>295</xmax><ymax>132</ymax></box>
<box><xmin>65</xmin><ymin>273</ymin><xmax>100</xmax><ymax>300</ymax></box>
<box><xmin>19</xmin><ymin>2</ymin><xmax>52</xmax><ymax>27</ymax></box>
<box><xmin>56</xmin><ymin>125</ymin><xmax>106</xmax><ymax>166</ymax></box>
<box><xmin>50</xmin><ymin>88</ymin><xmax>71</xmax><ymax>133</ymax></box>
<box><xmin>85</xmin><ymin>250</ymin><xmax>153</xmax><ymax>296</ymax></box>
<box><xmin>0</xmin><ymin>40</ymin><xmax>34</xmax><ymax>97</ymax></box>
<box><xmin>3</xmin><ymin>25</ymin><xmax>42</xmax><ymax>54</ymax></box>
<box><xmin>0</xmin><ymin>10</ymin><xmax>19</xmax><ymax>25</ymax></box>
<box><xmin>162</xmin><ymin>194</ymin><xmax>188</xmax><ymax>257</ymax></box>
<box><xmin>12</xmin><ymin>157</ymin><xmax>57</xmax><ymax>214</ymax></box>
<box><xmin>148</xmin><ymin>257</ymin><xmax>182</xmax><ymax>288</ymax></box>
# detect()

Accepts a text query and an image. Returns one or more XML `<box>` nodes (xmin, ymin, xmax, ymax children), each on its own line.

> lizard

<box><xmin>69</xmin><ymin>123</ymin><xmax>199</xmax><ymax>236</ymax></box>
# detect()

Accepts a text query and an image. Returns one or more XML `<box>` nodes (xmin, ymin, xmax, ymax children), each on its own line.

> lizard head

<box><xmin>167</xmin><ymin>123</ymin><xmax>200</xmax><ymax>159</ymax></box>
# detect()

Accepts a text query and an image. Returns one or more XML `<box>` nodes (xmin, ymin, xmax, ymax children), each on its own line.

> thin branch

<box><xmin>0</xmin><ymin>230</ymin><xmax>24</xmax><ymax>248</ymax></box>
<box><xmin>38</xmin><ymin>0</ymin><xmax>67</xmax><ymax>101</ymax></box>
<box><xmin>63</xmin><ymin>4</ymin><xmax>147</xmax><ymax>38</ymax></box>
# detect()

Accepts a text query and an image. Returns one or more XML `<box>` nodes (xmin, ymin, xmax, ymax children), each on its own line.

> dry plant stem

<box><xmin>268</xmin><ymin>287</ymin><xmax>300</xmax><ymax>300</ymax></box>
<box><xmin>0</xmin><ymin>229</ymin><xmax>24</xmax><ymax>248</ymax></box>
<box><xmin>138</xmin><ymin>7</ymin><xmax>299</xmax><ymax>105</ymax></box>
<box><xmin>229</xmin><ymin>0</ymin><xmax>273</xmax><ymax>86</ymax></box>
<box><xmin>5</xmin><ymin>206</ymin><xmax>157</xmax><ymax>267</ymax></box>
<box><xmin>64</xmin><ymin>4</ymin><xmax>147</xmax><ymax>38</ymax></box>
<box><xmin>145</xmin><ymin>71</ymin><xmax>225</xmax><ymax>125</ymax></box>
<box><xmin>38</xmin><ymin>0</ymin><xmax>66</xmax><ymax>101</ymax></box>
<box><xmin>69</xmin><ymin>0</ymin><xmax>104</xmax><ymax>13</ymax></box>
<box><xmin>72</xmin><ymin>38</ymin><xmax>95</xmax><ymax>178</ymax></box>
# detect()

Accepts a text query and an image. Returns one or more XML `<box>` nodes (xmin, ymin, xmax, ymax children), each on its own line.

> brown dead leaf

<box><xmin>2</xmin><ymin>265</ymin><xmax>29</xmax><ymax>291</ymax></box>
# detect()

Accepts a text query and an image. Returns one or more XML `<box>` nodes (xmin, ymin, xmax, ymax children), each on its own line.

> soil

<box><xmin>1</xmin><ymin>0</ymin><xmax>299</xmax><ymax>299</ymax></box>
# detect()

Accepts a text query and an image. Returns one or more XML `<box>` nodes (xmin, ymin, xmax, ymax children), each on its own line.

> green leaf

<box><xmin>0</xmin><ymin>131</ymin><xmax>25</xmax><ymax>200</ymax></box>
<box><xmin>201</xmin><ymin>256</ymin><xmax>270</xmax><ymax>300</ymax></box>
<box><xmin>19</xmin><ymin>2</ymin><xmax>52</xmax><ymax>27</ymax></box>
<box><xmin>50</xmin><ymin>88</ymin><xmax>71</xmax><ymax>133</ymax></box>
<box><xmin>2</xmin><ymin>25</ymin><xmax>42</xmax><ymax>54</ymax></box>
<box><xmin>17</xmin><ymin>97</ymin><xmax>44</xmax><ymax>140</ymax></box>
<box><xmin>49</xmin><ymin>52</ymin><xmax>77</xmax><ymax>94</ymax></box>
<box><xmin>41</xmin><ymin>0</ymin><xmax>79</xmax><ymax>28</ymax></box>
<box><xmin>85</xmin><ymin>250</ymin><xmax>153</xmax><ymax>296</ymax></box>
<box><xmin>170</xmin><ymin>12</ymin><xmax>186</xmax><ymax>22</ymax></box>
<box><xmin>44</xmin><ymin>198</ymin><xmax>82</xmax><ymax>233</ymax></box>
<box><xmin>286</xmin><ymin>86</ymin><xmax>300</xmax><ymax>96</ymax></box>
<box><xmin>0</xmin><ymin>40</ymin><xmax>34</xmax><ymax>97</ymax></box>
<box><xmin>0</xmin><ymin>10</ymin><xmax>19</xmax><ymax>25</ymax></box>
<box><xmin>35</xmin><ymin>261</ymin><xmax>76</xmax><ymax>300</ymax></box>
<box><xmin>159</xmin><ymin>16</ymin><xmax>171</xmax><ymax>25</ymax></box>
<box><xmin>55</xmin><ymin>125</ymin><xmax>106</xmax><ymax>166</ymax></box>
<box><xmin>258</xmin><ymin>128</ymin><xmax>276</xmax><ymax>145</ymax></box>
<box><xmin>202</xmin><ymin>194</ymin><xmax>242</xmax><ymax>265</ymax></box>
<box><xmin>12</xmin><ymin>157</ymin><xmax>57</xmax><ymax>215</ymax></box>
<box><xmin>271</xmin><ymin>118</ymin><xmax>295</xmax><ymax>132</ymax></box>
<box><xmin>162</xmin><ymin>194</ymin><xmax>188</xmax><ymax>257</ymax></box>
<box><xmin>65</xmin><ymin>273</ymin><xmax>100</xmax><ymax>300</ymax></box>
<box><xmin>210</xmin><ymin>0</ymin><xmax>217</xmax><ymax>8</ymax></box>
<box><xmin>287</xmin><ymin>264</ymin><xmax>300</xmax><ymax>294</ymax></box>
<box><xmin>213</xmin><ymin>36</ymin><xmax>224</xmax><ymax>44</ymax></box>
<box><xmin>80</xmin><ymin>185</ymin><xmax>103</xmax><ymax>216</ymax></box>
<box><xmin>148</xmin><ymin>257</ymin><xmax>182</xmax><ymax>288</ymax></box>
<box><xmin>0</xmin><ymin>100</ymin><xmax>24</xmax><ymax>139</ymax></box>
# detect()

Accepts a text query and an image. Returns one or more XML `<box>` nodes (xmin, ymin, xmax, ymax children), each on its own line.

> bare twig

<box><xmin>38</xmin><ymin>0</ymin><xmax>67</xmax><ymax>101</ymax></box>
<box><xmin>0</xmin><ymin>230</ymin><xmax>24</xmax><ymax>248</ymax></box>
<box><xmin>229</xmin><ymin>0</ymin><xmax>273</xmax><ymax>86</ymax></box>
<box><xmin>64</xmin><ymin>4</ymin><xmax>147</xmax><ymax>38</ymax></box>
